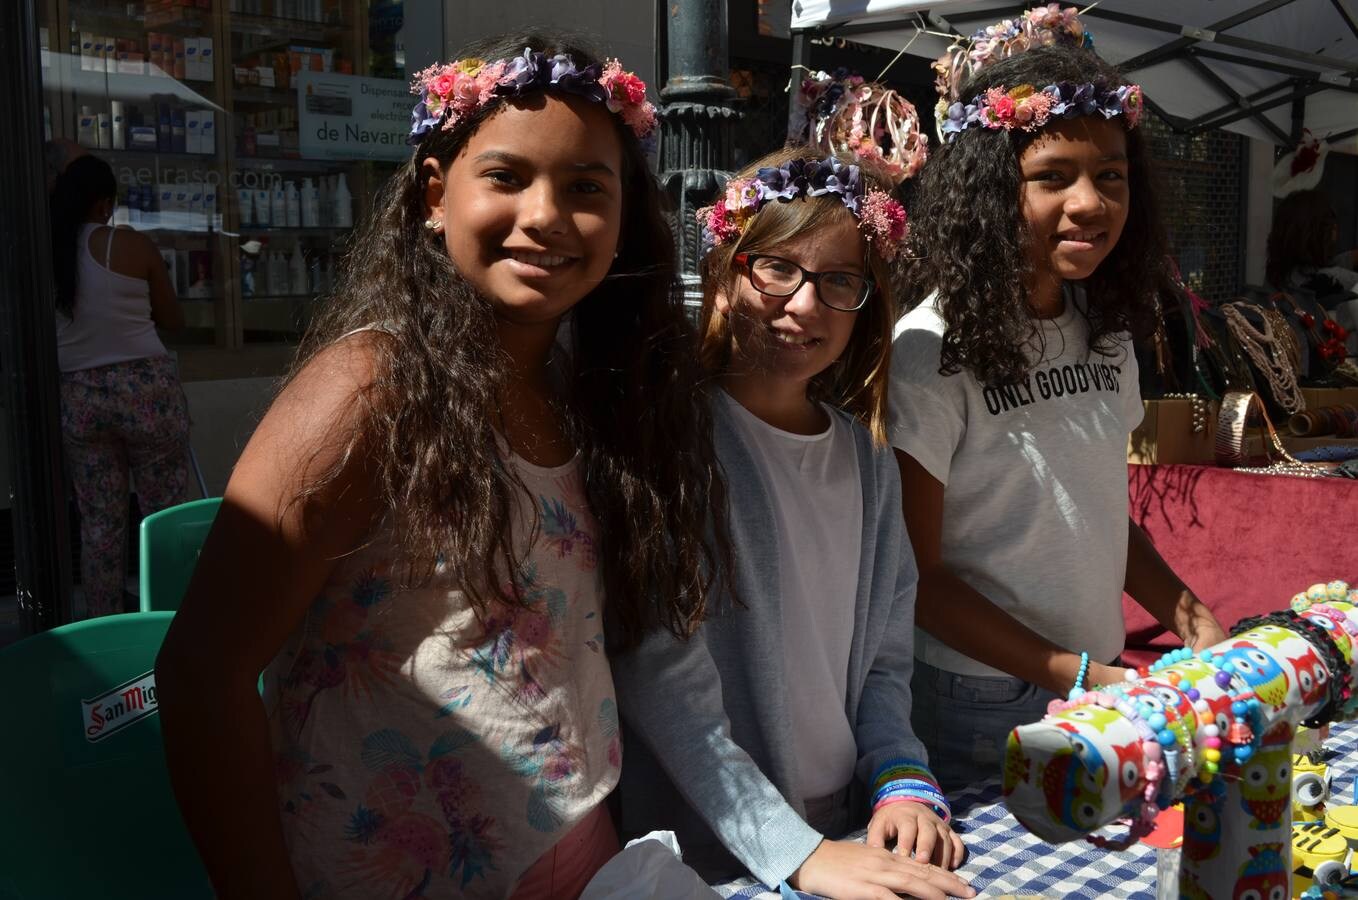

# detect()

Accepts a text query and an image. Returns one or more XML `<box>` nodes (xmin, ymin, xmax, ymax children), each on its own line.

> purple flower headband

<box><xmin>697</xmin><ymin>157</ymin><xmax>908</xmax><ymax>261</ymax></box>
<box><xmin>941</xmin><ymin>81</ymin><xmax>1143</xmax><ymax>141</ymax></box>
<box><xmin>408</xmin><ymin>49</ymin><xmax>658</xmax><ymax>146</ymax></box>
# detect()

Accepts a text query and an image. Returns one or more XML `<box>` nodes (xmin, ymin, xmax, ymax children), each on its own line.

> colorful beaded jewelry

<box><xmin>1197</xmin><ymin>647</ymin><xmax>1264</xmax><ymax>764</ymax></box>
<box><xmin>1068</xmin><ymin>651</ymin><xmax>1091</xmax><ymax>699</ymax></box>
<box><xmin>1084</xmin><ymin>690</ymin><xmax>1166</xmax><ymax>849</ymax></box>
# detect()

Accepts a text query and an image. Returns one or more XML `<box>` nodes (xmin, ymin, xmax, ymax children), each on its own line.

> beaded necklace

<box><xmin>1221</xmin><ymin>303</ymin><xmax>1305</xmax><ymax>414</ymax></box>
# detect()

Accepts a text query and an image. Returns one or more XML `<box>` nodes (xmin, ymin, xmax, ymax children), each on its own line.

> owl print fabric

<box><xmin>262</xmin><ymin>456</ymin><xmax>621</xmax><ymax>899</ymax></box>
<box><xmin>1002</xmin><ymin>583</ymin><xmax>1358</xmax><ymax>899</ymax></box>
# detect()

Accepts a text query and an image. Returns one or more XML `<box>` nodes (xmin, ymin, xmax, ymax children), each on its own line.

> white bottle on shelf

<box><xmin>96</xmin><ymin>112</ymin><xmax>111</xmax><ymax>149</ymax></box>
<box><xmin>77</xmin><ymin>105</ymin><xmax>96</xmax><ymax>147</ymax></box>
<box><xmin>271</xmin><ymin>251</ymin><xmax>289</xmax><ymax>296</ymax></box>
<box><xmin>333</xmin><ymin>173</ymin><xmax>353</xmax><ymax>228</ymax></box>
<box><xmin>253</xmin><ymin>188</ymin><xmax>271</xmax><ymax>226</ymax></box>
<box><xmin>111</xmin><ymin>101</ymin><xmax>126</xmax><ymax>150</ymax></box>
<box><xmin>300</xmin><ymin>177</ymin><xmax>319</xmax><ymax>228</ymax></box>
<box><xmin>289</xmin><ymin>246</ymin><xmax>309</xmax><ymax>296</ymax></box>
<box><xmin>318</xmin><ymin>175</ymin><xmax>332</xmax><ymax>225</ymax></box>
<box><xmin>270</xmin><ymin>184</ymin><xmax>287</xmax><ymax>229</ymax></box>
<box><xmin>284</xmin><ymin>180</ymin><xmax>300</xmax><ymax>227</ymax></box>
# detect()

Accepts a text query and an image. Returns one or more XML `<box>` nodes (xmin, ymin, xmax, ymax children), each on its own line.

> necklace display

<box><xmin>1272</xmin><ymin>291</ymin><xmax>1352</xmax><ymax>370</ymax></box>
<box><xmin>1221</xmin><ymin>303</ymin><xmax>1304</xmax><ymax>414</ymax></box>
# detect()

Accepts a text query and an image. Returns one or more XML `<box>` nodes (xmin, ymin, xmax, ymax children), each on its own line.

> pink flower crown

<box><xmin>930</xmin><ymin>3</ymin><xmax>1092</xmax><ymax>140</ymax></box>
<box><xmin>941</xmin><ymin>81</ymin><xmax>1143</xmax><ymax>140</ymax></box>
<box><xmin>932</xmin><ymin>4</ymin><xmax>1091</xmax><ymax>105</ymax></box>
<box><xmin>789</xmin><ymin>71</ymin><xmax>929</xmax><ymax>184</ymax></box>
<box><xmin>409</xmin><ymin>49</ymin><xmax>658</xmax><ymax>146</ymax></box>
<box><xmin>697</xmin><ymin>157</ymin><xmax>908</xmax><ymax>262</ymax></box>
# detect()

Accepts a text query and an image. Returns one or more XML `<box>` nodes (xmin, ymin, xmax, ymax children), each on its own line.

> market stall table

<box><xmin>713</xmin><ymin>720</ymin><xmax>1358</xmax><ymax>899</ymax></box>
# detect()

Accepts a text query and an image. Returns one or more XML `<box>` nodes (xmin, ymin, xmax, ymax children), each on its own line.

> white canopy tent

<box><xmin>790</xmin><ymin>0</ymin><xmax>1358</xmax><ymax>153</ymax></box>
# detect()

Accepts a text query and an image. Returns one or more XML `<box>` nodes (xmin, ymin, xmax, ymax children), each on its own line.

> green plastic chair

<box><xmin>139</xmin><ymin>497</ymin><xmax>221</xmax><ymax>612</ymax></box>
<box><xmin>0</xmin><ymin>612</ymin><xmax>213</xmax><ymax>899</ymax></box>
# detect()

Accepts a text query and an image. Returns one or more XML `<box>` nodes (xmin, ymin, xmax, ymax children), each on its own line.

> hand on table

<box><xmin>788</xmin><ymin>837</ymin><xmax>974</xmax><ymax>900</ymax></box>
<box><xmin>866</xmin><ymin>800</ymin><xmax>965</xmax><ymax>870</ymax></box>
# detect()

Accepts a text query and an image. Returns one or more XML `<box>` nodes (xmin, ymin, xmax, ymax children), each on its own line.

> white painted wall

<box><xmin>1244</xmin><ymin>137</ymin><xmax>1276</xmax><ymax>288</ymax></box>
<box><xmin>446</xmin><ymin>2</ymin><xmax>657</xmax><ymax>89</ymax></box>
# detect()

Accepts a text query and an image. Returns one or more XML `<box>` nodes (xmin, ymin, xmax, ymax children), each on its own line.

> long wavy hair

<box><xmin>50</xmin><ymin>154</ymin><xmax>117</xmax><ymax>318</ymax></box>
<box><xmin>699</xmin><ymin>147</ymin><xmax>900</xmax><ymax>443</ymax></box>
<box><xmin>1265</xmin><ymin>189</ymin><xmax>1338</xmax><ymax>288</ymax></box>
<box><xmin>288</xmin><ymin>32</ymin><xmax>730</xmax><ymax>649</ymax></box>
<box><xmin>906</xmin><ymin>45</ymin><xmax>1164</xmax><ymax>385</ymax></box>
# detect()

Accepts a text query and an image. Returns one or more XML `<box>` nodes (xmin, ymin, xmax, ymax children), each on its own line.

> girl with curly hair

<box><xmin>614</xmin><ymin>147</ymin><xmax>973</xmax><ymax>900</ymax></box>
<box><xmin>157</xmin><ymin>33</ymin><xmax>730</xmax><ymax>899</ymax></box>
<box><xmin>891</xmin><ymin>44</ymin><xmax>1225</xmax><ymax>791</ymax></box>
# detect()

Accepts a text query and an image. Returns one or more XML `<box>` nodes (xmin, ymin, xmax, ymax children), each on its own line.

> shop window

<box><xmin>36</xmin><ymin>0</ymin><xmax>416</xmax><ymax>378</ymax></box>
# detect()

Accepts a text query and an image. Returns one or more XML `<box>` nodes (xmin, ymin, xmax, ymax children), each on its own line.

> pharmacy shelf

<box><xmin>228</xmin><ymin>13</ymin><xmax>343</xmax><ymax>43</ymax></box>
<box><xmin>239</xmin><ymin>225</ymin><xmax>347</xmax><ymax>235</ymax></box>
<box><xmin>232</xmin><ymin>155</ymin><xmax>361</xmax><ymax>171</ymax></box>
<box><xmin>45</xmin><ymin>0</ymin><xmax>374</xmax><ymax>356</ymax></box>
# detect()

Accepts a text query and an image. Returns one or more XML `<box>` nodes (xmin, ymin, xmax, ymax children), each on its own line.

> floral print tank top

<box><xmin>264</xmin><ymin>455</ymin><xmax>620</xmax><ymax>899</ymax></box>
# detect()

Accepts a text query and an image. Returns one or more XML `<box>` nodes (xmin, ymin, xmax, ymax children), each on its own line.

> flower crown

<box><xmin>931</xmin><ymin>3</ymin><xmax>1092</xmax><ymax>139</ymax></box>
<box><xmin>941</xmin><ymin>81</ymin><xmax>1143</xmax><ymax>140</ymax></box>
<box><xmin>789</xmin><ymin>69</ymin><xmax>929</xmax><ymax>184</ymax></box>
<box><xmin>932</xmin><ymin>4</ymin><xmax>1091</xmax><ymax>104</ymax></box>
<box><xmin>697</xmin><ymin>158</ymin><xmax>908</xmax><ymax>262</ymax></box>
<box><xmin>408</xmin><ymin>49</ymin><xmax>658</xmax><ymax>146</ymax></box>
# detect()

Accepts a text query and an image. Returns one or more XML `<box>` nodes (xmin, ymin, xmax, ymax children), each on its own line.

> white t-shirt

<box><xmin>721</xmin><ymin>390</ymin><xmax>862</xmax><ymax>800</ymax></box>
<box><xmin>887</xmin><ymin>287</ymin><xmax>1143</xmax><ymax>678</ymax></box>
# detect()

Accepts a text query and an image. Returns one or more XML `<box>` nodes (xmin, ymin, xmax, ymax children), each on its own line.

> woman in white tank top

<box><xmin>49</xmin><ymin>154</ymin><xmax>191</xmax><ymax>618</ymax></box>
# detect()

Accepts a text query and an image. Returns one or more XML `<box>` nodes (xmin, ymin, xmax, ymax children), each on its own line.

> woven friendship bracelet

<box><xmin>1232</xmin><ymin>610</ymin><xmax>1352</xmax><ymax>728</ymax></box>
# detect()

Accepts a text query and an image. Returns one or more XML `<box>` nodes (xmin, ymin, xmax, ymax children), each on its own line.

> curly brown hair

<box><xmin>1265</xmin><ymin>189</ymin><xmax>1339</xmax><ymax>289</ymax></box>
<box><xmin>698</xmin><ymin>146</ymin><xmax>902</xmax><ymax>443</ymax></box>
<box><xmin>286</xmin><ymin>31</ymin><xmax>730</xmax><ymax>649</ymax></box>
<box><xmin>905</xmin><ymin>45</ymin><xmax>1164</xmax><ymax>386</ymax></box>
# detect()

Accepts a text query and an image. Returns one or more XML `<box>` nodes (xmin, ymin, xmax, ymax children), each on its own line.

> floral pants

<box><xmin>59</xmin><ymin>355</ymin><xmax>190</xmax><ymax>618</ymax></box>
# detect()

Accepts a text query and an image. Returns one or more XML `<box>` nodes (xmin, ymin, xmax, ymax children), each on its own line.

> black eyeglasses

<box><xmin>734</xmin><ymin>253</ymin><xmax>874</xmax><ymax>312</ymax></box>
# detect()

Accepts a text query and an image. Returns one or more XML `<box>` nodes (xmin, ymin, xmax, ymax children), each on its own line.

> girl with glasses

<box><xmin>613</xmin><ymin>147</ymin><xmax>973</xmax><ymax>900</ymax></box>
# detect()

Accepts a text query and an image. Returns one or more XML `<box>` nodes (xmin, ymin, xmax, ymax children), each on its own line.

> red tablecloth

<box><xmin>1123</xmin><ymin>464</ymin><xmax>1358</xmax><ymax>667</ymax></box>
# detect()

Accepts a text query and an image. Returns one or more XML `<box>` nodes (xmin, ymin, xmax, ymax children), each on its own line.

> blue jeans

<box><xmin>910</xmin><ymin>658</ymin><xmax>1059</xmax><ymax>794</ymax></box>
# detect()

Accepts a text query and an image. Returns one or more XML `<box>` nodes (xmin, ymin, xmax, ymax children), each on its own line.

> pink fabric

<box><xmin>508</xmin><ymin>803</ymin><xmax>619</xmax><ymax>900</ymax></box>
<box><xmin>1123</xmin><ymin>463</ymin><xmax>1358</xmax><ymax>667</ymax></box>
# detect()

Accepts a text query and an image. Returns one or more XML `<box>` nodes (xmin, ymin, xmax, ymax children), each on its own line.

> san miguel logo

<box><xmin>81</xmin><ymin>671</ymin><xmax>159</xmax><ymax>743</ymax></box>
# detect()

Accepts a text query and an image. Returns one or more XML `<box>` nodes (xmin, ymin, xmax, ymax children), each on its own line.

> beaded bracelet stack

<box><xmin>871</xmin><ymin>758</ymin><xmax>951</xmax><ymax>823</ymax></box>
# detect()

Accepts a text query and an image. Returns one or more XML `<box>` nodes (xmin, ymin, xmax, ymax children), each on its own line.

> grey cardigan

<box><xmin>613</xmin><ymin>398</ymin><xmax>930</xmax><ymax>887</ymax></box>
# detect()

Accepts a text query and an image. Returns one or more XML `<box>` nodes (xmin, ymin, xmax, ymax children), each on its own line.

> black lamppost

<box><xmin>658</xmin><ymin>0</ymin><xmax>740</xmax><ymax>296</ymax></box>
<box><xmin>0</xmin><ymin>0</ymin><xmax>74</xmax><ymax>635</ymax></box>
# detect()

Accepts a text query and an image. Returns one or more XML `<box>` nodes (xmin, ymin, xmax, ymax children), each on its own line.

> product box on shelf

<box><xmin>1127</xmin><ymin>397</ymin><xmax>1219</xmax><ymax>465</ymax></box>
<box><xmin>199</xmin><ymin>37</ymin><xmax>214</xmax><ymax>81</ymax></box>
<box><xmin>185</xmin><ymin>110</ymin><xmax>202</xmax><ymax>153</ymax></box>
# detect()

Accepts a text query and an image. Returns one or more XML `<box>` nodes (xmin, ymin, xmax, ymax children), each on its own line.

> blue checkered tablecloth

<box><xmin>713</xmin><ymin>722</ymin><xmax>1358</xmax><ymax>899</ymax></box>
